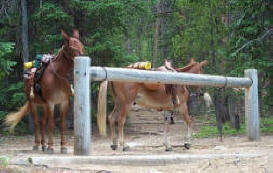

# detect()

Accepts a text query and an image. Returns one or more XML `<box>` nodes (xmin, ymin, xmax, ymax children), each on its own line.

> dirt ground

<box><xmin>0</xmin><ymin>106</ymin><xmax>272</xmax><ymax>173</ymax></box>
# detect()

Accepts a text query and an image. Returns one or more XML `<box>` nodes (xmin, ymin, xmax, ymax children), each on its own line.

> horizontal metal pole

<box><xmin>90</xmin><ymin>67</ymin><xmax>252</xmax><ymax>88</ymax></box>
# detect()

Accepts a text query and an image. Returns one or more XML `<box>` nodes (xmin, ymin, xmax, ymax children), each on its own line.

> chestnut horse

<box><xmin>97</xmin><ymin>59</ymin><xmax>208</xmax><ymax>151</ymax></box>
<box><xmin>5</xmin><ymin>30</ymin><xmax>84</xmax><ymax>154</ymax></box>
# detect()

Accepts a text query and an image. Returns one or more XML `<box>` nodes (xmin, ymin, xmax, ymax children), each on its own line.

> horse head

<box><xmin>61</xmin><ymin>29</ymin><xmax>84</xmax><ymax>58</ymax></box>
<box><xmin>176</xmin><ymin>58</ymin><xmax>208</xmax><ymax>95</ymax></box>
<box><xmin>176</xmin><ymin>58</ymin><xmax>207</xmax><ymax>74</ymax></box>
<box><xmin>194</xmin><ymin>60</ymin><xmax>208</xmax><ymax>74</ymax></box>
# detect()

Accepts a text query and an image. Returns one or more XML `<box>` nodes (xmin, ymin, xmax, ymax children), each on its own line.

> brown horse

<box><xmin>97</xmin><ymin>58</ymin><xmax>208</xmax><ymax>151</ymax></box>
<box><xmin>5</xmin><ymin>30</ymin><xmax>84</xmax><ymax>154</ymax></box>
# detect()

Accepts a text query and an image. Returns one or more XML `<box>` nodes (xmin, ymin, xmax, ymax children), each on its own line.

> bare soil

<box><xmin>0</xmin><ymin>105</ymin><xmax>272</xmax><ymax>173</ymax></box>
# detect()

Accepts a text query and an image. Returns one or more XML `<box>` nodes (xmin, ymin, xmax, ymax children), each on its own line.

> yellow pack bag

<box><xmin>23</xmin><ymin>61</ymin><xmax>35</xmax><ymax>69</ymax></box>
<box><xmin>127</xmin><ymin>61</ymin><xmax>152</xmax><ymax>70</ymax></box>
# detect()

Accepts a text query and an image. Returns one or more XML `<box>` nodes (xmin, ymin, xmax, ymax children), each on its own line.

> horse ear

<box><xmin>61</xmin><ymin>30</ymin><xmax>69</xmax><ymax>41</ymax></box>
<box><xmin>200</xmin><ymin>60</ymin><xmax>208</xmax><ymax>67</ymax></box>
<box><xmin>165</xmin><ymin>58</ymin><xmax>172</xmax><ymax>64</ymax></box>
<box><xmin>73</xmin><ymin>29</ymin><xmax>80</xmax><ymax>39</ymax></box>
<box><xmin>190</xmin><ymin>57</ymin><xmax>196</xmax><ymax>64</ymax></box>
<box><xmin>164</xmin><ymin>59</ymin><xmax>172</xmax><ymax>67</ymax></box>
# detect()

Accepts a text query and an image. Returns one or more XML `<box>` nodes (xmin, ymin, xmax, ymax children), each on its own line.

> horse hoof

<box><xmin>123</xmin><ymin>146</ymin><xmax>130</xmax><ymax>152</ymax></box>
<box><xmin>110</xmin><ymin>144</ymin><xmax>118</xmax><ymax>150</ymax></box>
<box><xmin>170</xmin><ymin>117</ymin><xmax>175</xmax><ymax>124</ymax></box>
<box><xmin>165</xmin><ymin>147</ymin><xmax>173</xmax><ymax>152</ymax></box>
<box><xmin>184</xmin><ymin>143</ymin><xmax>191</xmax><ymax>150</ymax></box>
<box><xmin>42</xmin><ymin>146</ymin><xmax>47</xmax><ymax>152</ymax></box>
<box><xmin>46</xmin><ymin>147</ymin><xmax>54</xmax><ymax>154</ymax></box>
<box><xmin>61</xmin><ymin>147</ymin><xmax>68</xmax><ymax>154</ymax></box>
<box><xmin>32</xmin><ymin>146</ymin><xmax>39</xmax><ymax>151</ymax></box>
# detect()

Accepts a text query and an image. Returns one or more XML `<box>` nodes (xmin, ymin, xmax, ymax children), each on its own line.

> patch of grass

<box><xmin>193</xmin><ymin>113</ymin><xmax>216</xmax><ymax>125</ymax></box>
<box><xmin>0</xmin><ymin>156</ymin><xmax>10</xmax><ymax>168</ymax></box>
<box><xmin>193</xmin><ymin>123</ymin><xmax>246</xmax><ymax>138</ymax></box>
<box><xmin>260</xmin><ymin>117</ymin><xmax>273</xmax><ymax>133</ymax></box>
<box><xmin>194</xmin><ymin>115</ymin><xmax>273</xmax><ymax>138</ymax></box>
<box><xmin>193</xmin><ymin>125</ymin><xmax>219</xmax><ymax>138</ymax></box>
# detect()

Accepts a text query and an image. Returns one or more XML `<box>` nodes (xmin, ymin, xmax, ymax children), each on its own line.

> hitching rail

<box><xmin>74</xmin><ymin>56</ymin><xmax>259</xmax><ymax>155</ymax></box>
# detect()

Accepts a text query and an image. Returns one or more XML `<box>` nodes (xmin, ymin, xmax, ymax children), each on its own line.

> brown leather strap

<box><xmin>29</xmin><ymin>72</ymin><xmax>35</xmax><ymax>86</ymax></box>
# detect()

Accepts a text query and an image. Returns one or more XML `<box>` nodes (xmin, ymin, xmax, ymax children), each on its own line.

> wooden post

<box><xmin>74</xmin><ymin>56</ymin><xmax>91</xmax><ymax>155</ymax></box>
<box><xmin>244</xmin><ymin>69</ymin><xmax>259</xmax><ymax>140</ymax></box>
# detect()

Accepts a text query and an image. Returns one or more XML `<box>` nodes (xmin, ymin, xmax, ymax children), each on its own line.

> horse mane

<box><xmin>176</xmin><ymin>61</ymin><xmax>197</xmax><ymax>72</ymax></box>
<box><xmin>51</xmin><ymin>45</ymin><xmax>73</xmax><ymax>65</ymax></box>
<box><xmin>51</xmin><ymin>46</ymin><xmax>65</xmax><ymax>62</ymax></box>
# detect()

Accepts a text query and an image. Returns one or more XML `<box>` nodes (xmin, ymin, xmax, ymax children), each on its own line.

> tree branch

<box><xmin>234</xmin><ymin>28</ymin><xmax>273</xmax><ymax>55</ymax></box>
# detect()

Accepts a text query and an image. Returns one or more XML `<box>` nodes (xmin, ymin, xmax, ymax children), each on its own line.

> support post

<box><xmin>74</xmin><ymin>56</ymin><xmax>91</xmax><ymax>155</ymax></box>
<box><xmin>244</xmin><ymin>69</ymin><xmax>259</xmax><ymax>140</ymax></box>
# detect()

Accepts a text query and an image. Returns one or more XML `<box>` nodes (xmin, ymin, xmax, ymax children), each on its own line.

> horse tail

<box><xmin>5</xmin><ymin>101</ymin><xmax>30</xmax><ymax>132</ymax></box>
<box><xmin>97</xmin><ymin>80</ymin><xmax>108</xmax><ymax>137</ymax></box>
<box><xmin>203</xmin><ymin>92</ymin><xmax>213</xmax><ymax>108</ymax></box>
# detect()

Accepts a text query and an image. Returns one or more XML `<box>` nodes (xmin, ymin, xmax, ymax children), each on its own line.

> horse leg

<box><xmin>46</xmin><ymin>103</ymin><xmax>55</xmax><ymax>153</ymax></box>
<box><xmin>108</xmin><ymin>106</ymin><xmax>119</xmax><ymax>150</ymax></box>
<box><xmin>118</xmin><ymin>104</ymin><xmax>130</xmax><ymax>151</ymax></box>
<box><xmin>170</xmin><ymin>111</ymin><xmax>175</xmax><ymax>124</ymax></box>
<box><xmin>178</xmin><ymin>101</ymin><xmax>192</xmax><ymax>149</ymax></box>
<box><xmin>163</xmin><ymin>111</ymin><xmax>172</xmax><ymax>151</ymax></box>
<box><xmin>60</xmin><ymin>101</ymin><xmax>69</xmax><ymax>154</ymax></box>
<box><xmin>30</xmin><ymin>103</ymin><xmax>40</xmax><ymax>150</ymax></box>
<box><xmin>215</xmin><ymin>103</ymin><xmax>223</xmax><ymax>142</ymax></box>
<box><xmin>214</xmin><ymin>91</ymin><xmax>223</xmax><ymax>142</ymax></box>
<box><xmin>41</xmin><ymin>104</ymin><xmax>48</xmax><ymax>152</ymax></box>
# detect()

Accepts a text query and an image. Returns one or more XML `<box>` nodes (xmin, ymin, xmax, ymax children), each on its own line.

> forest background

<box><xmin>0</xmin><ymin>0</ymin><xmax>272</xmax><ymax>133</ymax></box>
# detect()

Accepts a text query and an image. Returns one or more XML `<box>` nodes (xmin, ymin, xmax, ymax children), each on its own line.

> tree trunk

<box><xmin>21</xmin><ymin>0</ymin><xmax>33</xmax><ymax>132</ymax></box>
<box><xmin>152</xmin><ymin>2</ymin><xmax>160</xmax><ymax>67</ymax></box>
<box><xmin>258</xmin><ymin>73</ymin><xmax>264</xmax><ymax>117</ymax></box>
<box><xmin>136</xmin><ymin>17</ymin><xmax>143</xmax><ymax>61</ymax></box>
<box><xmin>125</xmin><ymin>31</ymin><xmax>132</xmax><ymax>56</ymax></box>
<box><xmin>228</xmin><ymin>92</ymin><xmax>236</xmax><ymax>128</ymax></box>
<box><xmin>21</xmin><ymin>0</ymin><xmax>29</xmax><ymax>62</ymax></box>
<box><xmin>159</xmin><ymin>0</ymin><xmax>168</xmax><ymax>60</ymax></box>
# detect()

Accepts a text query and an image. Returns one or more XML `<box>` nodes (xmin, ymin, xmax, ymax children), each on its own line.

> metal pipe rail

<box><xmin>90</xmin><ymin>66</ymin><xmax>252</xmax><ymax>88</ymax></box>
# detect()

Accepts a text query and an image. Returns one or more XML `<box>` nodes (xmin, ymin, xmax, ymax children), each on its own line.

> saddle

<box><xmin>24</xmin><ymin>54</ymin><xmax>54</xmax><ymax>101</ymax></box>
<box><xmin>128</xmin><ymin>60</ymin><xmax>180</xmax><ymax>106</ymax></box>
<box><xmin>33</xmin><ymin>63</ymin><xmax>49</xmax><ymax>99</ymax></box>
<box><xmin>23</xmin><ymin>63</ymin><xmax>49</xmax><ymax>101</ymax></box>
<box><xmin>143</xmin><ymin>59</ymin><xmax>176</xmax><ymax>91</ymax></box>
